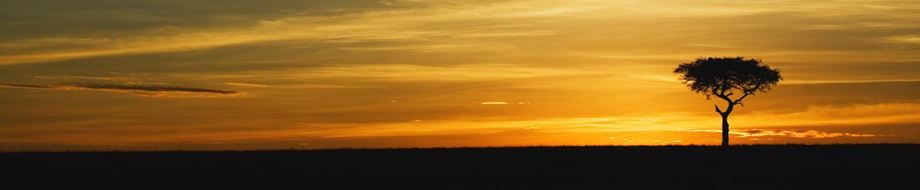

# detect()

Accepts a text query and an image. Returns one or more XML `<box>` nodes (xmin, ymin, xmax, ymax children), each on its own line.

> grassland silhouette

<box><xmin>3</xmin><ymin>144</ymin><xmax>918</xmax><ymax>189</ymax></box>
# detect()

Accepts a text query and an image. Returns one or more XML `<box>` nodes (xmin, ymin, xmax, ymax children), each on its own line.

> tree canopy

<box><xmin>674</xmin><ymin>57</ymin><xmax>782</xmax><ymax>101</ymax></box>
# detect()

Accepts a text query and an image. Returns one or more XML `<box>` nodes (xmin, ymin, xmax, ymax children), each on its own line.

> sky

<box><xmin>2</xmin><ymin>0</ymin><xmax>920</xmax><ymax>151</ymax></box>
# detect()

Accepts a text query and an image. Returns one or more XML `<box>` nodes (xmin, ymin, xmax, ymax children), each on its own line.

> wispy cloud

<box><xmin>177</xmin><ymin>141</ymin><xmax>224</xmax><ymax>144</ymax></box>
<box><xmin>3</xmin><ymin>0</ymin><xmax>919</xmax><ymax>65</ymax></box>
<box><xmin>453</xmin><ymin>31</ymin><xmax>557</xmax><ymax>38</ymax></box>
<box><xmin>33</xmin><ymin>75</ymin><xmax>138</xmax><ymax>82</ymax></box>
<box><xmin>339</xmin><ymin>44</ymin><xmax>483</xmax><ymax>52</ymax></box>
<box><xmin>225</xmin><ymin>82</ymin><xmax>267</xmax><ymax>87</ymax></box>
<box><xmin>781</xmin><ymin>79</ymin><xmax>920</xmax><ymax>84</ymax></box>
<box><xmin>885</xmin><ymin>34</ymin><xmax>920</xmax><ymax>44</ymax></box>
<box><xmin>738</xmin><ymin>103</ymin><xmax>920</xmax><ymax>127</ymax></box>
<box><xmin>185</xmin><ymin>64</ymin><xmax>603</xmax><ymax>82</ymax></box>
<box><xmin>0</xmin><ymin>0</ymin><xmax>594</xmax><ymax>64</ymax></box>
<box><xmin>481</xmin><ymin>102</ymin><xmax>530</xmax><ymax>105</ymax></box>
<box><xmin>670</xmin><ymin>128</ymin><xmax>877</xmax><ymax>138</ymax></box>
<box><xmin>0</xmin><ymin>83</ymin><xmax>243</xmax><ymax>97</ymax></box>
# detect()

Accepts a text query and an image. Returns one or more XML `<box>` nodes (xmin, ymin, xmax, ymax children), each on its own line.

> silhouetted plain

<box><xmin>3</xmin><ymin>145</ymin><xmax>918</xmax><ymax>189</ymax></box>
<box><xmin>675</xmin><ymin>57</ymin><xmax>782</xmax><ymax>146</ymax></box>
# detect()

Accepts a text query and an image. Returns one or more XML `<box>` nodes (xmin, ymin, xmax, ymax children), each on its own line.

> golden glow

<box><xmin>1</xmin><ymin>0</ymin><xmax>919</xmax><ymax>150</ymax></box>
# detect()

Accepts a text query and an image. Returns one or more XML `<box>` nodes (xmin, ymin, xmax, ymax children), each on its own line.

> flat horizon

<box><xmin>4</xmin><ymin>143</ymin><xmax>919</xmax><ymax>153</ymax></box>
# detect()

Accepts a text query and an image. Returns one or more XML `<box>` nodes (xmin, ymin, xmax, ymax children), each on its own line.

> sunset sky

<box><xmin>2</xmin><ymin>0</ymin><xmax>920</xmax><ymax>151</ymax></box>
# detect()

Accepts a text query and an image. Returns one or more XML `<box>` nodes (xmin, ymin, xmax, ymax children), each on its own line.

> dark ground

<box><xmin>3</xmin><ymin>144</ymin><xmax>919</xmax><ymax>189</ymax></box>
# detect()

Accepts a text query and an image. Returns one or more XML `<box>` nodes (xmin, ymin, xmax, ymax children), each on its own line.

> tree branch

<box><xmin>733</xmin><ymin>93</ymin><xmax>751</xmax><ymax>106</ymax></box>
<box><xmin>715</xmin><ymin>104</ymin><xmax>723</xmax><ymax>114</ymax></box>
<box><xmin>716</xmin><ymin>93</ymin><xmax>733</xmax><ymax>103</ymax></box>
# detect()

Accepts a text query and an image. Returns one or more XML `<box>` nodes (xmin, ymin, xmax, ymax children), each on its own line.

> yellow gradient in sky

<box><xmin>1</xmin><ymin>0</ymin><xmax>919</xmax><ymax>151</ymax></box>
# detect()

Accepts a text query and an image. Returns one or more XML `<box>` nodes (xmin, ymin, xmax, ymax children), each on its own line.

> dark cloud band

<box><xmin>0</xmin><ymin>83</ymin><xmax>242</xmax><ymax>97</ymax></box>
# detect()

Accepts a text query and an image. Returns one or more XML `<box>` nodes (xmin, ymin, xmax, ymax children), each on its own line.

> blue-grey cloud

<box><xmin>0</xmin><ymin>83</ymin><xmax>242</xmax><ymax>97</ymax></box>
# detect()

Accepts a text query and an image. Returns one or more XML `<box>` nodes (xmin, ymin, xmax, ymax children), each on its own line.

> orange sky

<box><xmin>2</xmin><ymin>0</ymin><xmax>920</xmax><ymax>151</ymax></box>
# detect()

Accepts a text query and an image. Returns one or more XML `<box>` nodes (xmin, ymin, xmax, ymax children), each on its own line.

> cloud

<box><xmin>781</xmin><ymin>79</ymin><xmax>920</xmax><ymax>84</ymax></box>
<box><xmin>339</xmin><ymin>44</ymin><xmax>483</xmax><ymax>51</ymax></box>
<box><xmin>481</xmin><ymin>102</ymin><xmax>530</xmax><ymax>105</ymax></box>
<box><xmin>33</xmin><ymin>75</ymin><xmax>138</xmax><ymax>82</ymax></box>
<box><xmin>183</xmin><ymin>64</ymin><xmax>603</xmax><ymax>82</ymax></box>
<box><xmin>739</xmin><ymin>103</ymin><xmax>920</xmax><ymax>127</ymax></box>
<box><xmin>177</xmin><ymin>141</ymin><xmax>224</xmax><ymax>144</ymax></box>
<box><xmin>0</xmin><ymin>0</ymin><xmax>591</xmax><ymax>64</ymax></box>
<box><xmin>452</xmin><ymin>31</ymin><xmax>557</xmax><ymax>38</ymax></box>
<box><xmin>885</xmin><ymin>34</ymin><xmax>920</xmax><ymax>44</ymax></box>
<box><xmin>225</xmin><ymin>82</ymin><xmax>267</xmax><ymax>87</ymax></box>
<box><xmin>669</xmin><ymin>128</ymin><xmax>877</xmax><ymax>138</ymax></box>
<box><xmin>0</xmin><ymin>83</ymin><xmax>243</xmax><ymax>97</ymax></box>
<box><xmin>4</xmin><ymin>0</ymin><xmax>919</xmax><ymax>66</ymax></box>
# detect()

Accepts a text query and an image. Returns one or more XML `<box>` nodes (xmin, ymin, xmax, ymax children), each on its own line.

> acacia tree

<box><xmin>674</xmin><ymin>57</ymin><xmax>781</xmax><ymax>146</ymax></box>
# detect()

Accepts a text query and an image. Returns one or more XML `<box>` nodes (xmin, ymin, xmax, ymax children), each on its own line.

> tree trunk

<box><xmin>721</xmin><ymin>114</ymin><xmax>729</xmax><ymax>146</ymax></box>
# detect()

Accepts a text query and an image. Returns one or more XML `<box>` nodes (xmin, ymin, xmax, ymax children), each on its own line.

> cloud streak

<box><xmin>0</xmin><ymin>83</ymin><xmax>243</xmax><ymax>97</ymax></box>
<box><xmin>886</xmin><ymin>34</ymin><xmax>920</xmax><ymax>44</ymax></box>
<box><xmin>33</xmin><ymin>75</ymin><xmax>138</xmax><ymax>82</ymax></box>
<box><xmin>0</xmin><ymin>0</ymin><xmax>590</xmax><ymax>64</ymax></box>
<box><xmin>177</xmin><ymin>141</ymin><xmax>224</xmax><ymax>144</ymax></box>
<box><xmin>3</xmin><ymin>0</ymin><xmax>919</xmax><ymax>66</ymax></box>
<box><xmin>670</xmin><ymin>128</ymin><xmax>877</xmax><ymax>138</ymax></box>
<box><xmin>225</xmin><ymin>82</ymin><xmax>267</xmax><ymax>87</ymax></box>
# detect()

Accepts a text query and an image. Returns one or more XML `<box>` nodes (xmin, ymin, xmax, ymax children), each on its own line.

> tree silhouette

<box><xmin>674</xmin><ymin>57</ymin><xmax>782</xmax><ymax>146</ymax></box>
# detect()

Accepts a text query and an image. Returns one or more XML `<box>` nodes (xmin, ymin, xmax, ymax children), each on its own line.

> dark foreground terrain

<box><xmin>4</xmin><ymin>145</ymin><xmax>919</xmax><ymax>189</ymax></box>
